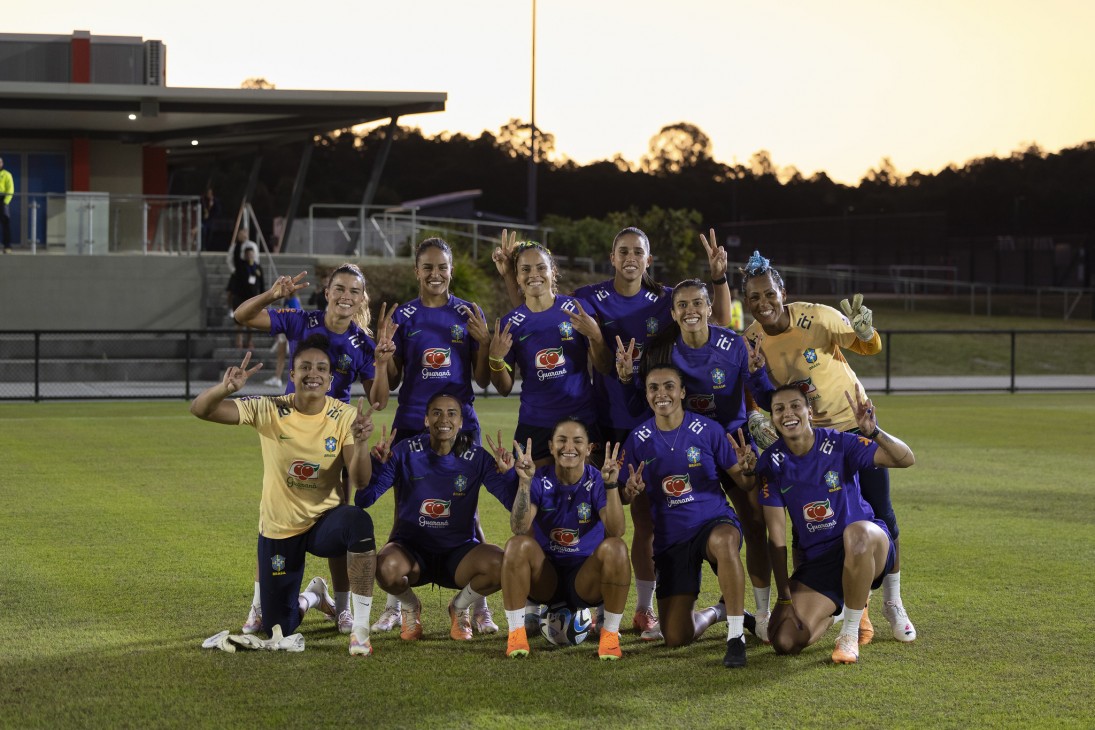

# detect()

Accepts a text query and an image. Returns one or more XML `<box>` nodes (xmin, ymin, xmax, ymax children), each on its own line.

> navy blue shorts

<box><xmin>791</xmin><ymin>534</ymin><xmax>896</xmax><ymax>613</ymax></box>
<box><xmin>257</xmin><ymin>505</ymin><xmax>374</xmax><ymax>637</ymax></box>
<box><xmin>515</xmin><ymin>421</ymin><xmax>603</xmax><ymax>463</ymax></box>
<box><xmin>530</xmin><ymin>559</ymin><xmax>598</xmax><ymax>610</ymax></box>
<box><xmin>392</xmin><ymin>538</ymin><xmax>479</xmax><ymax>590</ymax></box>
<box><xmin>653</xmin><ymin>516</ymin><xmax>742</xmax><ymax>600</ymax></box>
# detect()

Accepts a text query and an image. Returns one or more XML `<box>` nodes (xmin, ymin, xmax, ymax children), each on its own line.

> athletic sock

<box><xmin>726</xmin><ymin>615</ymin><xmax>744</xmax><ymax>642</ymax></box>
<box><xmin>384</xmin><ymin>592</ymin><xmax>400</xmax><ymax>610</ymax></box>
<box><xmin>453</xmin><ymin>585</ymin><xmax>483</xmax><ymax>612</ymax></box>
<box><xmin>252</xmin><ymin>581</ymin><xmax>262</xmax><ymax>607</ymax></box>
<box><xmin>635</xmin><ymin>580</ymin><xmax>656</xmax><ymax>611</ymax></box>
<box><xmin>753</xmin><ymin>585</ymin><xmax>771</xmax><ymax>615</ymax></box>
<box><xmin>883</xmin><ymin>571</ymin><xmax>902</xmax><ymax>604</ymax></box>
<box><xmin>842</xmin><ymin>607</ymin><xmax>864</xmax><ymax>639</ymax></box>
<box><xmin>334</xmin><ymin>591</ymin><xmax>350</xmax><ymax>615</ymax></box>
<box><xmin>396</xmin><ymin>588</ymin><xmax>419</xmax><ymax>608</ymax></box>
<box><xmin>505</xmin><ymin>609</ymin><xmax>525</xmax><ymax>632</ymax></box>
<box><xmin>352</xmin><ymin>594</ymin><xmax>373</xmax><ymax>632</ymax></box>
<box><xmin>602</xmin><ymin>611</ymin><xmax>623</xmax><ymax>634</ymax></box>
<box><xmin>475</xmin><ymin>595</ymin><xmax>489</xmax><ymax>613</ymax></box>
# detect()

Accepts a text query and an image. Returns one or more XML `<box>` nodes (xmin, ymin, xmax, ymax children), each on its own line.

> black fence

<box><xmin>1</xmin><ymin>328</ymin><xmax>1094</xmax><ymax>402</ymax></box>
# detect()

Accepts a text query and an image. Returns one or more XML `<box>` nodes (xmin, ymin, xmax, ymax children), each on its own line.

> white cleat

<box><xmin>882</xmin><ymin>600</ymin><xmax>917</xmax><ymax>642</ymax></box>
<box><xmin>349</xmin><ymin>628</ymin><xmax>373</xmax><ymax>656</ymax></box>
<box><xmin>303</xmin><ymin>576</ymin><xmax>336</xmax><ymax>619</ymax></box>
<box><xmin>371</xmin><ymin>605</ymin><xmax>401</xmax><ymax>632</ymax></box>
<box><xmin>242</xmin><ymin>604</ymin><xmax>263</xmax><ymax>635</ymax></box>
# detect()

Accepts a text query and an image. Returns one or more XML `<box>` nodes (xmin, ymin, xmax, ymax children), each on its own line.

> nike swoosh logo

<box><xmin>602</xmin><ymin>320</ymin><xmax>615</xmax><ymax>326</ymax></box>
<box><xmin>519</xmin><ymin>333</ymin><xmax>533</xmax><ymax>341</ymax></box>
<box><xmin>407</xmin><ymin>330</ymin><xmax>421</xmax><ymax>337</ymax></box>
<box><xmin>780</xmin><ymin>485</ymin><xmax>793</xmax><ymax>494</ymax></box>
<box><xmin>411</xmin><ymin>475</ymin><xmax>426</xmax><ymax>480</ymax></box>
<box><xmin>278</xmin><ymin>434</ymin><xmax>293</xmax><ymax>440</ymax></box>
<box><xmin>643</xmin><ymin>458</ymin><xmax>656</xmax><ymax>465</ymax></box>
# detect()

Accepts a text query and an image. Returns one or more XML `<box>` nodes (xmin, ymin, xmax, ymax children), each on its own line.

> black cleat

<box><xmin>743</xmin><ymin>610</ymin><xmax>757</xmax><ymax>637</ymax></box>
<box><xmin>723</xmin><ymin>635</ymin><xmax>747</xmax><ymax>669</ymax></box>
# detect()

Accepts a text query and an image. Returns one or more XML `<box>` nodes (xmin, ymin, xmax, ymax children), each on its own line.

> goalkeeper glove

<box><xmin>839</xmin><ymin>293</ymin><xmax>875</xmax><ymax>341</ymax></box>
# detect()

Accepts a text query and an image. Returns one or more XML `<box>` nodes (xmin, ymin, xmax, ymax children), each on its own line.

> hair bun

<box><xmin>745</xmin><ymin>250</ymin><xmax>770</xmax><ymax>275</ymax></box>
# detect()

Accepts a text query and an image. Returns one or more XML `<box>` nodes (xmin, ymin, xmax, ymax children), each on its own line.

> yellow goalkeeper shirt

<box><xmin>744</xmin><ymin>301</ymin><xmax>881</xmax><ymax>431</ymax></box>
<box><xmin>235</xmin><ymin>394</ymin><xmax>356</xmax><ymax>539</ymax></box>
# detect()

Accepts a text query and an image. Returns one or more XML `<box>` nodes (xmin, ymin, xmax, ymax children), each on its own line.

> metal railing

<box><xmin>1</xmin><ymin>328</ymin><xmax>1093</xmax><ymax>402</ymax></box>
<box><xmin>21</xmin><ymin>193</ymin><xmax>202</xmax><ymax>254</ymax></box>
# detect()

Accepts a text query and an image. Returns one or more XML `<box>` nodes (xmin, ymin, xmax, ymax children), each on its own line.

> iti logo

<box><xmin>450</xmin><ymin>324</ymin><xmax>464</xmax><ymax>342</ymax></box>
<box><xmin>686</xmin><ymin>446</ymin><xmax>702</xmax><ymax>466</ymax></box>
<box><xmin>422</xmin><ymin>348</ymin><xmax>451</xmax><ymax>369</ymax></box>
<box><xmin>337</xmin><ymin>354</ymin><xmax>353</xmax><ymax>373</ymax></box>
<box><xmin>419</xmin><ymin>499</ymin><xmax>451</xmax><ymax>519</ymax></box>
<box><xmin>661</xmin><ymin>474</ymin><xmax>692</xmax><ymax>498</ymax></box>
<box><xmin>288</xmin><ymin>461</ymin><xmax>320</xmax><ymax>480</ymax></box>
<box><xmin>824</xmin><ymin>471</ymin><xmax>840</xmax><ymax>489</ymax></box>
<box><xmin>646</xmin><ymin>317</ymin><xmax>660</xmax><ymax>335</ymax></box>
<box><xmin>577</xmin><ymin>502</ymin><xmax>592</xmax><ymax>520</ymax></box>
<box><xmin>271</xmin><ymin>554</ymin><xmax>286</xmax><ymax>572</ymax></box>
<box><xmin>803</xmin><ymin>348</ymin><xmax>818</xmax><ymax>364</ymax></box>
<box><xmin>711</xmin><ymin>368</ymin><xmax>726</xmax><ymax>386</ymax></box>
<box><xmin>686</xmin><ymin>393</ymin><xmax>716</xmax><ymax>414</ymax></box>
<box><xmin>454</xmin><ymin>475</ymin><xmax>468</xmax><ymax>493</ymax></box>
<box><xmin>535</xmin><ymin>348</ymin><xmax>565</xmax><ymax>370</ymax></box>
<box><xmin>803</xmin><ymin>500</ymin><xmax>835</xmax><ymax>522</ymax></box>
<box><xmin>550</xmin><ymin>528</ymin><xmax>580</xmax><ymax>547</ymax></box>
<box><xmin>325</xmin><ymin>437</ymin><xmax>337</xmax><ymax>453</ymax></box>
<box><xmin>558</xmin><ymin>321</ymin><xmax>574</xmax><ymax>338</ymax></box>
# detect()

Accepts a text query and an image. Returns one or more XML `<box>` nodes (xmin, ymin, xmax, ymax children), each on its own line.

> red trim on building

<box><xmin>72</xmin><ymin>138</ymin><xmax>90</xmax><ymax>191</ymax></box>
<box><xmin>71</xmin><ymin>37</ymin><xmax>91</xmax><ymax>83</ymax></box>
<box><xmin>142</xmin><ymin>147</ymin><xmax>168</xmax><ymax>195</ymax></box>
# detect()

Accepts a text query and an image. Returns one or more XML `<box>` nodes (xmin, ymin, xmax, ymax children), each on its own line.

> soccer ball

<box><xmin>539</xmin><ymin>603</ymin><xmax>592</xmax><ymax>646</ymax></box>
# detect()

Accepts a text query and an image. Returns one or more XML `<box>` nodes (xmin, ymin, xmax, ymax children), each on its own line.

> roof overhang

<box><xmin>0</xmin><ymin>81</ymin><xmax>446</xmax><ymax>160</ymax></box>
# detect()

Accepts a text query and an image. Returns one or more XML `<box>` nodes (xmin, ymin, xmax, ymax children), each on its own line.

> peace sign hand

<box><xmin>373</xmin><ymin>302</ymin><xmax>400</xmax><ymax>365</ymax></box>
<box><xmin>352</xmin><ymin>398</ymin><xmax>378</xmax><ymax>443</ymax></box>
<box><xmin>370</xmin><ymin>424</ymin><xmax>396</xmax><ymax>463</ymax></box>
<box><xmin>485</xmin><ymin>430</ymin><xmax>515</xmax><ymax>472</ymax></box>
<box><xmin>490</xmin><ymin>318</ymin><xmax>514</xmax><ymax>360</ymax></box>
<box><xmin>745</xmin><ymin>335</ymin><xmax>766</xmax><ymax>374</ymax></box>
<box><xmin>699</xmin><ymin>228</ymin><xmax>728</xmax><ymax>280</ymax></box>
<box><xmin>615</xmin><ymin>335</ymin><xmax>637</xmax><ymax>381</ymax></box>
<box><xmin>567</xmin><ymin>300</ymin><xmax>602</xmax><ymax>343</ymax></box>
<box><xmin>839</xmin><ymin>293</ymin><xmax>875</xmax><ymax>341</ymax></box>
<box><xmin>491</xmin><ymin>229</ymin><xmax>520</xmax><ymax>276</ymax></box>
<box><xmin>512</xmin><ymin>438</ymin><xmax>536</xmax><ymax>480</ymax></box>
<box><xmin>727</xmin><ymin>428</ymin><xmax>757</xmax><ymax>475</ymax></box>
<box><xmin>459</xmin><ymin>302</ymin><xmax>491</xmax><ymax>346</ymax></box>
<box><xmin>845</xmin><ymin>386</ymin><xmax>878</xmax><ymax>435</ymax></box>
<box><xmin>223</xmin><ymin>351</ymin><xmax>263</xmax><ymax>394</ymax></box>
<box><xmin>601</xmin><ymin>442</ymin><xmax>622</xmax><ymax>485</ymax></box>
<box><xmin>622</xmin><ymin>461</ymin><xmax>646</xmax><ymax>502</ymax></box>
<box><xmin>271</xmin><ymin>271</ymin><xmax>309</xmax><ymax>300</ymax></box>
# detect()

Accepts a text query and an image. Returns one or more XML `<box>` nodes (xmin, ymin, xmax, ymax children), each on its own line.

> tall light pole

<box><xmin>526</xmin><ymin>0</ymin><xmax>538</xmax><ymax>226</ymax></box>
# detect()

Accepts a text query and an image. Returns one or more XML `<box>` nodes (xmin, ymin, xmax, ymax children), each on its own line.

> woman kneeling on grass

<box><xmin>190</xmin><ymin>335</ymin><xmax>379</xmax><ymax>656</ymax></box>
<box><xmin>498</xmin><ymin>420</ymin><xmax>631</xmax><ymax>660</ymax></box>
<box><xmin>757</xmin><ymin>384</ymin><xmax>915</xmax><ymax>664</ymax></box>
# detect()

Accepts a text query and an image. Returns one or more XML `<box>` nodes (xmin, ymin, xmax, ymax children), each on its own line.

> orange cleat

<box><xmin>832</xmin><ymin>633</ymin><xmax>860</xmax><ymax>664</ymax></box>
<box><xmin>598</xmin><ymin>629</ymin><xmax>622</xmax><ymax>661</ymax></box>
<box><xmin>506</xmin><ymin>627</ymin><xmax>530</xmax><ymax>658</ymax></box>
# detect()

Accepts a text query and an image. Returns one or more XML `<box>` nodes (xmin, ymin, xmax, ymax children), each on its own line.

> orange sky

<box><xmin>11</xmin><ymin>0</ymin><xmax>1095</xmax><ymax>183</ymax></box>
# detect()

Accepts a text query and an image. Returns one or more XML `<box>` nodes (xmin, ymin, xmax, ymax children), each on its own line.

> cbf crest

<box><xmin>803</xmin><ymin>348</ymin><xmax>818</xmax><ymax>364</ymax></box>
<box><xmin>577</xmin><ymin>502</ymin><xmax>592</xmax><ymax>521</ymax></box>
<box><xmin>450</xmin><ymin>324</ymin><xmax>464</xmax><ymax>342</ymax></box>
<box><xmin>271</xmin><ymin>554</ymin><xmax>286</xmax><ymax>572</ymax></box>
<box><xmin>325</xmin><ymin>437</ymin><xmax>338</xmax><ymax>453</ymax></box>
<box><xmin>710</xmin><ymin>368</ymin><xmax>726</xmax><ymax>387</ymax></box>
<box><xmin>686</xmin><ymin>446</ymin><xmax>702</xmax><ymax>466</ymax></box>
<box><xmin>824</xmin><ymin>470</ymin><xmax>840</xmax><ymax>489</ymax></box>
<box><xmin>646</xmin><ymin>317</ymin><xmax>659</xmax><ymax>336</ymax></box>
<box><xmin>454</xmin><ymin>475</ymin><xmax>468</xmax><ymax>494</ymax></box>
<box><xmin>558</xmin><ymin>321</ymin><xmax>574</xmax><ymax>339</ymax></box>
<box><xmin>337</xmin><ymin>353</ymin><xmax>353</xmax><ymax>374</ymax></box>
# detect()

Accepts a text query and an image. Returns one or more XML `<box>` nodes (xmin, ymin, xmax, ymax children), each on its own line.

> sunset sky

<box><xmin>10</xmin><ymin>0</ymin><xmax>1095</xmax><ymax>183</ymax></box>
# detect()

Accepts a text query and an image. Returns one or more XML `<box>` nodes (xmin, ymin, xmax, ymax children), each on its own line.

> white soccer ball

<box><xmin>539</xmin><ymin>603</ymin><xmax>592</xmax><ymax>646</ymax></box>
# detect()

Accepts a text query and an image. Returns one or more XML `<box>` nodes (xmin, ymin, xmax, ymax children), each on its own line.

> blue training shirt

<box><xmin>528</xmin><ymin>463</ymin><xmax>608</xmax><ymax>566</ymax></box>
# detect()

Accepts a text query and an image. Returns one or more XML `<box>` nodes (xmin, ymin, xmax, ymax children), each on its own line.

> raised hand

<box><xmin>459</xmin><ymin>302</ymin><xmax>491</xmax><ymax>345</ymax></box>
<box><xmin>485</xmin><ymin>429</ymin><xmax>515</xmax><ymax>472</ymax></box>
<box><xmin>223</xmin><ymin>351</ymin><xmax>263</xmax><ymax>394</ymax></box>
<box><xmin>567</xmin><ymin>300</ymin><xmax>602</xmax><ymax>343</ymax></box>
<box><xmin>839</xmin><ymin>293</ymin><xmax>875</xmax><ymax>341</ymax></box>
<box><xmin>747</xmin><ymin>411</ymin><xmax>779</xmax><ymax>450</ymax></box>
<box><xmin>370</xmin><ymin>424</ymin><xmax>396</xmax><ymax>463</ymax></box>
<box><xmin>745</xmin><ymin>335</ymin><xmax>766</xmax><ymax>374</ymax></box>
<box><xmin>699</xmin><ymin>228</ymin><xmax>728</xmax><ymax>281</ymax></box>
<box><xmin>373</xmin><ymin>302</ymin><xmax>400</xmax><ymax>366</ymax></box>
<box><xmin>489</xmin><ymin>318</ymin><xmax>514</xmax><ymax>360</ymax></box>
<box><xmin>614</xmin><ymin>335</ymin><xmax>637</xmax><ymax>381</ymax></box>
<box><xmin>622</xmin><ymin>461</ymin><xmax>646</xmax><ymax>502</ymax></box>
<box><xmin>844</xmin><ymin>386</ymin><xmax>878</xmax><ymax>435</ymax></box>
<box><xmin>271</xmin><ymin>271</ymin><xmax>309</xmax><ymax>300</ymax></box>
<box><xmin>601</xmin><ymin>442</ymin><xmax>622</xmax><ymax>485</ymax></box>
<box><xmin>491</xmin><ymin>229</ymin><xmax>520</xmax><ymax>277</ymax></box>
<box><xmin>512</xmin><ymin>438</ymin><xmax>536</xmax><ymax>480</ymax></box>
<box><xmin>352</xmin><ymin>398</ymin><xmax>378</xmax><ymax>444</ymax></box>
<box><xmin>727</xmin><ymin>428</ymin><xmax>757</xmax><ymax>474</ymax></box>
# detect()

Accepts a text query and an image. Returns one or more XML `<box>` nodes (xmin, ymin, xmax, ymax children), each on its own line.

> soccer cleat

<box><xmin>832</xmin><ymin>633</ymin><xmax>859</xmax><ymax>664</ymax></box>
<box><xmin>349</xmin><ymin>628</ymin><xmax>373</xmax><ymax>657</ymax></box>
<box><xmin>506</xmin><ymin>627</ymin><xmax>530</xmax><ymax>658</ymax></box>
<box><xmin>633</xmin><ymin>607</ymin><xmax>663</xmax><ymax>641</ymax></box>
<box><xmin>336</xmin><ymin>609</ymin><xmax>353</xmax><ymax>635</ymax></box>
<box><xmin>723</xmin><ymin>635</ymin><xmax>747</xmax><ymax>668</ymax></box>
<box><xmin>882</xmin><ymin>600</ymin><xmax>917</xmax><ymax>642</ymax></box>
<box><xmin>742</xmin><ymin>609</ymin><xmax>756</xmax><ymax>636</ymax></box>
<box><xmin>755</xmin><ymin>610</ymin><xmax>771</xmax><ymax>644</ymax></box>
<box><xmin>371</xmin><ymin>605</ymin><xmax>401</xmax><ymax>632</ymax></box>
<box><xmin>448</xmin><ymin>599</ymin><xmax>473</xmax><ymax>641</ymax></box>
<box><xmin>242</xmin><ymin>604</ymin><xmax>263</xmax><ymax>635</ymax></box>
<box><xmin>400</xmin><ymin>601</ymin><xmax>423</xmax><ymax>641</ymax></box>
<box><xmin>473</xmin><ymin>605</ymin><xmax>499</xmax><ymax>634</ymax></box>
<box><xmin>303</xmin><ymin>576</ymin><xmax>336</xmax><ymax>619</ymax></box>
<box><xmin>524</xmin><ymin>608</ymin><xmax>542</xmax><ymax>635</ymax></box>
<box><xmin>598</xmin><ymin>629</ymin><xmax>622</xmax><ymax>661</ymax></box>
<box><xmin>859</xmin><ymin>601</ymin><xmax>875</xmax><ymax>646</ymax></box>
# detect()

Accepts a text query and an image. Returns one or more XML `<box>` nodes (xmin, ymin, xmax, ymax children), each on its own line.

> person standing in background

<box><xmin>0</xmin><ymin>157</ymin><xmax>14</xmax><ymax>253</ymax></box>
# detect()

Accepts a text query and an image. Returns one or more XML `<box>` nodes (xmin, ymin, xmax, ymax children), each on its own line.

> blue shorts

<box><xmin>257</xmin><ymin>505</ymin><xmax>374</xmax><ymax>637</ymax></box>
<box><xmin>392</xmin><ymin>538</ymin><xmax>479</xmax><ymax>590</ymax></box>
<box><xmin>653</xmin><ymin>516</ymin><xmax>742</xmax><ymax>600</ymax></box>
<box><xmin>791</xmin><ymin>534</ymin><xmax>896</xmax><ymax>613</ymax></box>
<box><xmin>529</xmin><ymin>559</ymin><xmax>598</xmax><ymax>610</ymax></box>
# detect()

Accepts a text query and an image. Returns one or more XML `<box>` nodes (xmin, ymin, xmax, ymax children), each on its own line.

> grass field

<box><xmin>2</xmin><ymin>393</ymin><xmax>1094</xmax><ymax>729</ymax></box>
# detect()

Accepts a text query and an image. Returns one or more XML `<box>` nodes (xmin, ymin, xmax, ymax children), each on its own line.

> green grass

<box><xmin>2</xmin><ymin>394</ymin><xmax>1094</xmax><ymax>728</ymax></box>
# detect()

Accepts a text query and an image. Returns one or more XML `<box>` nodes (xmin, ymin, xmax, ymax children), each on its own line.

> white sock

<box><xmin>334</xmin><ymin>591</ymin><xmax>350</xmax><ymax>614</ymax></box>
<box><xmin>252</xmin><ymin>581</ymin><xmax>262</xmax><ymax>607</ymax></box>
<box><xmin>753</xmin><ymin>585</ymin><xmax>771</xmax><ymax>615</ymax></box>
<box><xmin>352</xmin><ymin>594</ymin><xmax>373</xmax><ymax>632</ymax></box>
<box><xmin>635</xmin><ymin>580</ymin><xmax>656</xmax><ymax>611</ymax></box>
<box><xmin>475</xmin><ymin>595</ymin><xmax>489</xmax><ymax>613</ymax></box>
<box><xmin>453</xmin><ymin>585</ymin><xmax>483</xmax><ymax>611</ymax></box>
<box><xmin>726</xmin><ymin>615</ymin><xmax>744</xmax><ymax>641</ymax></box>
<box><xmin>298</xmin><ymin>591</ymin><xmax>319</xmax><ymax>613</ymax></box>
<box><xmin>842</xmin><ymin>607</ymin><xmax>863</xmax><ymax>639</ymax></box>
<box><xmin>385</xmin><ymin>593</ymin><xmax>400</xmax><ymax>610</ymax></box>
<box><xmin>883</xmin><ymin>571</ymin><xmax>902</xmax><ymax>604</ymax></box>
<box><xmin>396</xmin><ymin>588</ymin><xmax>419</xmax><ymax>608</ymax></box>
<box><xmin>505</xmin><ymin>609</ymin><xmax>525</xmax><ymax>632</ymax></box>
<box><xmin>709</xmin><ymin>602</ymin><xmax>727</xmax><ymax>622</ymax></box>
<box><xmin>602</xmin><ymin>611</ymin><xmax>623</xmax><ymax>634</ymax></box>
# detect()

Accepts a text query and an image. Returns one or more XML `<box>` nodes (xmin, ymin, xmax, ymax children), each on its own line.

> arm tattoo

<box><xmin>511</xmin><ymin>488</ymin><xmax>531</xmax><ymax>535</ymax></box>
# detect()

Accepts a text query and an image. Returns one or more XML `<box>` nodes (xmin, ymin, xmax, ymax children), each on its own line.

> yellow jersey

<box><xmin>235</xmin><ymin>394</ymin><xmax>357</xmax><ymax>539</ymax></box>
<box><xmin>744</xmin><ymin>301</ymin><xmax>881</xmax><ymax>431</ymax></box>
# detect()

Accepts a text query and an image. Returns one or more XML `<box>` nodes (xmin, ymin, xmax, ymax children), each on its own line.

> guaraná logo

<box><xmin>550</xmin><ymin>528</ymin><xmax>580</xmax><ymax>547</ymax></box>
<box><xmin>422</xmin><ymin>348</ymin><xmax>451</xmax><ymax>369</ymax></box>
<box><xmin>803</xmin><ymin>499</ymin><xmax>835</xmax><ymax>522</ymax></box>
<box><xmin>288</xmin><ymin>461</ymin><xmax>321</xmax><ymax>480</ymax></box>
<box><xmin>419</xmin><ymin>499</ymin><xmax>451</xmax><ymax>519</ymax></box>
<box><xmin>534</xmin><ymin>347</ymin><xmax>565</xmax><ymax>370</ymax></box>
<box><xmin>661</xmin><ymin>474</ymin><xmax>692</xmax><ymax>498</ymax></box>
